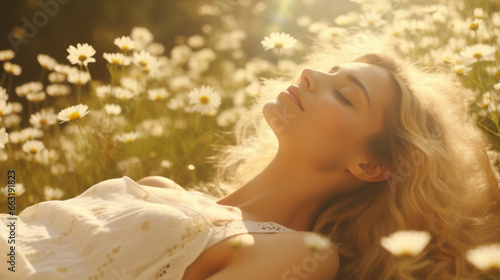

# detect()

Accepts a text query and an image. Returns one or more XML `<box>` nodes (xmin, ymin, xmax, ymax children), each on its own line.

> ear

<box><xmin>348</xmin><ymin>160</ymin><xmax>390</xmax><ymax>183</ymax></box>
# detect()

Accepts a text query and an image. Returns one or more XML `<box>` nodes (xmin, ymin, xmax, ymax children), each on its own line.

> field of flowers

<box><xmin>1</xmin><ymin>0</ymin><xmax>499</xmax><ymax>215</ymax></box>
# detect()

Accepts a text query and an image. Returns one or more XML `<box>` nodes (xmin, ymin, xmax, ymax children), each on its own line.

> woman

<box><xmin>2</xmin><ymin>45</ymin><xmax>499</xmax><ymax>280</ymax></box>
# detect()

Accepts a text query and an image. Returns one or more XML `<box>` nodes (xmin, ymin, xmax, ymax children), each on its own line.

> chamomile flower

<box><xmin>66</xmin><ymin>43</ymin><xmax>96</xmax><ymax>66</ymax></box>
<box><xmin>22</xmin><ymin>140</ymin><xmax>45</xmax><ymax>154</ymax></box>
<box><xmin>380</xmin><ymin>230</ymin><xmax>431</xmax><ymax>257</ymax></box>
<box><xmin>3</xmin><ymin>62</ymin><xmax>22</xmax><ymax>76</ymax></box>
<box><xmin>96</xmin><ymin>85</ymin><xmax>112</xmax><ymax>99</ymax></box>
<box><xmin>115</xmin><ymin>131</ymin><xmax>140</xmax><ymax>143</ymax></box>
<box><xmin>103</xmin><ymin>52</ymin><xmax>131</xmax><ymax>66</ymax></box>
<box><xmin>469</xmin><ymin>18</ymin><xmax>483</xmax><ymax>31</ymax></box>
<box><xmin>48</xmin><ymin>72</ymin><xmax>66</xmax><ymax>83</ymax></box>
<box><xmin>466</xmin><ymin>243</ymin><xmax>500</xmax><ymax>272</ymax></box>
<box><xmin>44</xmin><ymin>186</ymin><xmax>64</xmax><ymax>200</ymax></box>
<box><xmin>131</xmin><ymin>27</ymin><xmax>154</xmax><ymax>46</ymax></box>
<box><xmin>26</xmin><ymin>92</ymin><xmax>46</xmax><ymax>103</ymax></box>
<box><xmin>0</xmin><ymin>87</ymin><xmax>7</xmax><ymax>101</ymax></box>
<box><xmin>114</xmin><ymin>36</ymin><xmax>136</xmax><ymax>52</ymax></box>
<box><xmin>104</xmin><ymin>104</ymin><xmax>121</xmax><ymax>115</ymax></box>
<box><xmin>460</xmin><ymin>44</ymin><xmax>496</xmax><ymax>63</ymax></box>
<box><xmin>46</xmin><ymin>84</ymin><xmax>71</xmax><ymax>97</ymax></box>
<box><xmin>67</xmin><ymin>70</ymin><xmax>91</xmax><ymax>85</ymax></box>
<box><xmin>0</xmin><ymin>100</ymin><xmax>13</xmax><ymax>117</ymax></box>
<box><xmin>21</xmin><ymin>127</ymin><xmax>43</xmax><ymax>140</ymax></box>
<box><xmin>1</xmin><ymin>183</ymin><xmax>25</xmax><ymax>196</ymax></box>
<box><xmin>0</xmin><ymin>49</ymin><xmax>15</xmax><ymax>61</ymax></box>
<box><xmin>148</xmin><ymin>88</ymin><xmax>170</xmax><ymax>101</ymax></box>
<box><xmin>494</xmin><ymin>82</ymin><xmax>500</xmax><ymax>92</ymax></box>
<box><xmin>56</xmin><ymin>104</ymin><xmax>90</xmax><ymax>124</ymax></box>
<box><xmin>37</xmin><ymin>54</ymin><xmax>57</xmax><ymax>70</ymax></box>
<box><xmin>30</xmin><ymin>108</ymin><xmax>57</xmax><ymax>128</ymax></box>
<box><xmin>261</xmin><ymin>32</ymin><xmax>297</xmax><ymax>51</ymax></box>
<box><xmin>304</xmin><ymin>233</ymin><xmax>332</xmax><ymax>252</ymax></box>
<box><xmin>0</xmin><ymin>128</ymin><xmax>8</xmax><ymax>149</ymax></box>
<box><xmin>15</xmin><ymin>81</ymin><xmax>43</xmax><ymax>97</ymax></box>
<box><xmin>133</xmin><ymin>50</ymin><xmax>156</xmax><ymax>68</ymax></box>
<box><xmin>188</xmin><ymin>85</ymin><xmax>221</xmax><ymax>115</ymax></box>
<box><xmin>453</xmin><ymin>64</ymin><xmax>472</xmax><ymax>75</ymax></box>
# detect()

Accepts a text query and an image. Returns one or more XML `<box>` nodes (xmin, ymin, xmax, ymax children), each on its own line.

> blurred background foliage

<box><xmin>1</xmin><ymin>0</ymin><xmax>500</xmax><ymax>213</ymax></box>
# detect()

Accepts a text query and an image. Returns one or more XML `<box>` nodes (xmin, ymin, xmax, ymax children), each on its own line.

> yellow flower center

<box><xmin>0</xmin><ymin>111</ymin><xmax>3</xmax><ymax>116</ymax></box>
<box><xmin>40</xmin><ymin>119</ymin><xmax>47</xmax><ymax>125</ymax></box>
<box><xmin>78</xmin><ymin>55</ymin><xmax>87</xmax><ymax>61</ymax></box>
<box><xmin>474</xmin><ymin>53</ymin><xmax>483</xmax><ymax>59</ymax></box>
<box><xmin>125</xmin><ymin>138</ymin><xmax>133</xmax><ymax>143</ymax></box>
<box><xmin>455</xmin><ymin>68</ymin><xmax>464</xmax><ymax>74</ymax></box>
<box><xmin>68</xmin><ymin>112</ymin><xmax>81</xmax><ymax>120</ymax></box>
<box><xmin>112</xmin><ymin>58</ymin><xmax>121</xmax><ymax>64</ymax></box>
<box><xmin>199</xmin><ymin>96</ymin><xmax>210</xmax><ymax>105</ymax></box>
<box><xmin>122</xmin><ymin>46</ymin><xmax>130</xmax><ymax>51</ymax></box>
<box><xmin>274</xmin><ymin>42</ymin><xmax>284</xmax><ymax>49</ymax></box>
<box><xmin>495</xmin><ymin>70</ymin><xmax>500</xmax><ymax>77</ymax></box>
<box><xmin>140</xmin><ymin>61</ymin><xmax>148</xmax><ymax>67</ymax></box>
<box><xmin>29</xmin><ymin>148</ymin><xmax>38</xmax><ymax>154</ymax></box>
<box><xmin>470</xmin><ymin>23</ymin><xmax>479</xmax><ymax>30</ymax></box>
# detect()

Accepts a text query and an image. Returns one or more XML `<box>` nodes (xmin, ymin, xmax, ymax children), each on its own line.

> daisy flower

<box><xmin>453</xmin><ymin>64</ymin><xmax>472</xmax><ymax>75</ymax></box>
<box><xmin>48</xmin><ymin>72</ymin><xmax>66</xmax><ymax>83</ymax></box>
<box><xmin>56</xmin><ymin>104</ymin><xmax>90</xmax><ymax>124</ymax></box>
<box><xmin>66</xmin><ymin>43</ymin><xmax>96</xmax><ymax>66</ymax></box>
<box><xmin>474</xmin><ymin>7</ymin><xmax>484</xmax><ymax>19</ymax></box>
<box><xmin>380</xmin><ymin>230</ymin><xmax>431</xmax><ymax>257</ymax></box>
<box><xmin>37</xmin><ymin>54</ymin><xmax>57</xmax><ymax>70</ymax></box>
<box><xmin>0</xmin><ymin>100</ymin><xmax>13</xmax><ymax>117</ymax></box>
<box><xmin>466</xmin><ymin>243</ymin><xmax>500</xmax><ymax>272</ymax></box>
<box><xmin>46</xmin><ymin>84</ymin><xmax>71</xmax><ymax>97</ymax></box>
<box><xmin>44</xmin><ymin>186</ymin><xmax>64</xmax><ymax>200</ymax></box>
<box><xmin>30</xmin><ymin>108</ymin><xmax>57</xmax><ymax>127</ymax></box>
<box><xmin>0</xmin><ymin>87</ymin><xmax>7</xmax><ymax>101</ymax></box>
<box><xmin>132</xmin><ymin>50</ymin><xmax>156</xmax><ymax>68</ymax></box>
<box><xmin>0</xmin><ymin>127</ymin><xmax>8</xmax><ymax>149</ymax></box>
<box><xmin>304</xmin><ymin>233</ymin><xmax>332</xmax><ymax>252</ymax></box>
<box><xmin>3</xmin><ymin>62</ymin><xmax>22</xmax><ymax>76</ymax></box>
<box><xmin>22</xmin><ymin>140</ymin><xmax>45</xmax><ymax>154</ymax></box>
<box><xmin>1</xmin><ymin>183</ymin><xmax>25</xmax><ymax>196</ymax></box>
<box><xmin>131</xmin><ymin>27</ymin><xmax>154</xmax><ymax>46</ymax></box>
<box><xmin>15</xmin><ymin>81</ymin><xmax>43</xmax><ymax>97</ymax></box>
<box><xmin>494</xmin><ymin>82</ymin><xmax>500</xmax><ymax>92</ymax></box>
<box><xmin>103</xmin><ymin>52</ymin><xmax>131</xmax><ymax>66</ymax></box>
<box><xmin>115</xmin><ymin>131</ymin><xmax>140</xmax><ymax>143</ymax></box>
<box><xmin>114</xmin><ymin>36</ymin><xmax>136</xmax><ymax>52</ymax></box>
<box><xmin>469</xmin><ymin>18</ymin><xmax>483</xmax><ymax>31</ymax></box>
<box><xmin>67</xmin><ymin>70</ymin><xmax>91</xmax><ymax>85</ymax></box>
<box><xmin>114</xmin><ymin>87</ymin><xmax>135</xmax><ymax>100</ymax></box>
<box><xmin>460</xmin><ymin>44</ymin><xmax>496</xmax><ymax>63</ymax></box>
<box><xmin>27</xmin><ymin>92</ymin><xmax>46</xmax><ymax>103</ymax></box>
<box><xmin>21</xmin><ymin>127</ymin><xmax>43</xmax><ymax>140</ymax></box>
<box><xmin>0</xmin><ymin>49</ymin><xmax>15</xmax><ymax>61</ymax></box>
<box><xmin>188</xmin><ymin>85</ymin><xmax>221</xmax><ymax>115</ymax></box>
<box><xmin>147</xmin><ymin>88</ymin><xmax>170</xmax><ymax>101</ymax></box>
<box><xmin>261</xmin><ymin>32</ymin><xmax>297</xmax><ymax>51</ymax></box>
<box><xmin>96</xmin><ymin>85</ymin><xmax>112</xmax><ymax>99</ymax></box>
<box><xmin>104</xmin><ymin>104</ymin><xmax>121</xmax><ymax>115</ymax></box>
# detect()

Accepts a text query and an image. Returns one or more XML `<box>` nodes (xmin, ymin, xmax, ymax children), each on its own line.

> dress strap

<box><xmin>205</xmin><ymin>220</ymin><xmax>295</xmax><ymax>249</ymax></box>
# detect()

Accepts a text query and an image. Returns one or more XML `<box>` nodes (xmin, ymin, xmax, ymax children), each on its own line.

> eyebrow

<box><xmin>329</xmin><ymin>66</ymin><xmax>371</xmax><ymax>108</ymax></box>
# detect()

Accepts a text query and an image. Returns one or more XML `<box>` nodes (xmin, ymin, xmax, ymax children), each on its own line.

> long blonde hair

<box><xmin>205</xmin><ymin>39</ymin><xmax>500</xmax><ymax>279</ymax></box>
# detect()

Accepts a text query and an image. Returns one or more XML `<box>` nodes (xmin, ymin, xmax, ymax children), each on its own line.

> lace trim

<box><xmin>205</xmin><ymin>220</ymin><xmax>294</xmax><ymax>249</ymax></box>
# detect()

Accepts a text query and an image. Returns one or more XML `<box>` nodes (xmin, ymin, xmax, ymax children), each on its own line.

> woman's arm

<box><xmin>206</xmin><ymin>231</ymin><xmax>339</xmax><ymax>280</ymax></box>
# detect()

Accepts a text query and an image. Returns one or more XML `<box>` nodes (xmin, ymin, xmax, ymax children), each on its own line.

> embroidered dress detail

<box><xmin>0</xmin><ymin>176</ymin><xmax>294</xmax><ymax>280</ymax></box>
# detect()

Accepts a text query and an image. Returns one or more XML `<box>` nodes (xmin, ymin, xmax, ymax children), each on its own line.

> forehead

<box><xmin>336</xmin><ymin>62</ymin><xmax>398</xmax><ymax>109</ymax></box>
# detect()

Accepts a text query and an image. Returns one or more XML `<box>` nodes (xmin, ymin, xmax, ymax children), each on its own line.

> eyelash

<box><xmin>335</xmin><ymin>90</ymin><xmax>352</xmax><ymax>106</ymax></box>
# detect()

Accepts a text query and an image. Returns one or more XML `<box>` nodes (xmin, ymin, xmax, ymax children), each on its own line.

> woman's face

<box><xmin>263</xmin><ymin>62</ymin><xmax>399</xmax><ymax>171</ymax></box>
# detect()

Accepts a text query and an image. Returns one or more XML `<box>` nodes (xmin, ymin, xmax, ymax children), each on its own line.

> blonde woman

<box><xmin>2</xmin><ymin>43</ymin><xmax>499</xmax><ymax>280</ymax></box>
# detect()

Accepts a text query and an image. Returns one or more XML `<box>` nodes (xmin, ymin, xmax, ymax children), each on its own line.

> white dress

<box><xmin>0</xmin><ymin>176</ymin><xmax>294</xmax><ymax>280</ymax></box>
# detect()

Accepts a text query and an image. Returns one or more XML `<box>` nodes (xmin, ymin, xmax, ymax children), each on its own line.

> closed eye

<box><xmin>335</xmin><ymin>90</ymin><xmax>352</xmax><ymax>106</ymax></box>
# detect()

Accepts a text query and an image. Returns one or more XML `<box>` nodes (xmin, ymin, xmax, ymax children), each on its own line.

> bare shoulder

<box><xmin>207</xmin><ymin>231</ymin><xmax>339</xmax><ymax>280</ymax></box>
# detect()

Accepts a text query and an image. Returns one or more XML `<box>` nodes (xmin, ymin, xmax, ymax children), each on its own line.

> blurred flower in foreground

<box><xmin>304</xmin><ymin>233</ymin><xmax>332</xmax><ymax>252</ymax></box>
<box><xmin>37</xmin><ymin>54</ymin><xmax>57</xmax><ymax>70</ymax></box>
<box><xmin>57</xmin><ymin>104</ymin><xmax>90</xmax><ymax>124</ymax></box>
<box><xmin>44</xmin><ymin>186</ymin><xmax>64</xmax><ymax>200</ymax></box>
<box><xmin>261</xmin><ymin>32</ymin><xmax>297</xmax><ymax>51</ymax></box>
<box><xmin>115</xmin><ymin>131</ymin><xmax>140</xmax><ymax>143</ymax></box>
<box><xmin>103</xmin><ymin>52</ymin><xmax>131</xmax><ymax>66</ymax></box>
<box><xmin>380</xmin><ymin>230</ymin><xmax>431</xmax><ymax>257</ymax></box>
<box><xmin>66</xmin><ymin>43</ymin><xmax>96</xmax><ymax>66</ymax></box>
<box><xmin>1</xmin><ymin>183</ymin><xmax>25</xmax><ymax>196</ymax></box>
<box><xmin>0</xmin><ymin>100</ymin><xmax>13</xmax><ymax>117</ymax></box>
<box><xmin>114</xmin><ymin>36</ymin><xmax>136</xmax><ymax>52</ymax></box>
<box><xmin>22</xmin><ymin>140</ymin><xmax>45</xmax><ymax>154</ymax></box>
<box><xmin>188</xmin><ymin>85</ymin><xmax>221</xmax><ymax>115</ymax></box>
<box><xmin>460</xmin><ymin>44</ymin><xmax>496</xmax><ymax>63</ymax></box>
<box><xmin>3</xmin><ymin>62</ymin><xmax>22</xmax><ymax>76</ymax></box>
<box><xmin>466</xmin><ymin>243</ymin><xmax>500</xmax><ymax>272</ymax></box>
<box><xmin>0</xmin><ymin>127</ymin><xmax>8</xmax><ymax>149</ymax></box>
<box><xmin>0</xmin><ymin>49</ymin><xmax>15</xmax><ymax>61</ymax></box>
<box><xmin>104</xmin><ymin>104</ymin><xmax>122</xmax><ymax>116</ymax></box>
<box><xmin>30</xmin><ymin>108</ymin><xmax>57</xmax><ymax>128</ymax></box>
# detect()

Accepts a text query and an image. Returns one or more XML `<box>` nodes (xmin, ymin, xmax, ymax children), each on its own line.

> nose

<box><xmin>299</xmin><ymin>68</ymin><xmax>317</xmax><ymax>92</ymax></box>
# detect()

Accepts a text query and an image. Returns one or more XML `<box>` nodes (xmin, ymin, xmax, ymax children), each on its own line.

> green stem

<box><xmin>75</xmin><ymin>121</ymin><xmax>89</xmax><ymax>148</ymax></box>
<box><xmin>38</xmin><ymin>68</ymin><xmax>47</xmax><ymax>82</ymax></box>
<box><xmin>477</xmin><ymin>119</ymin><xmax>500</xmax><ymax>137</ymax></box>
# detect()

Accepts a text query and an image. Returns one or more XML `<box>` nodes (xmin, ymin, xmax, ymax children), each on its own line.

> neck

<box><xmin>216</xmin><ymin>149</ymin><xmax>353</xmax><ymax>231</ymax></box>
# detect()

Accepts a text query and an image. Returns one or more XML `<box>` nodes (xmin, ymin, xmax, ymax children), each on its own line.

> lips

<box><xmin>286</xmin><ymin>85</ymin><xmax>304</xmax><ymax>111</ymax></box>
